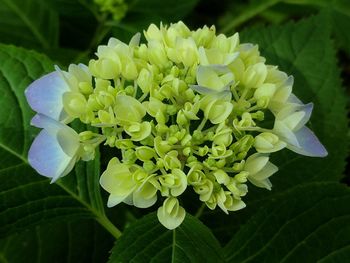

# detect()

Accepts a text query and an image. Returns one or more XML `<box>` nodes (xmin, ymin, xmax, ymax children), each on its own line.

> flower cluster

<box><xmin>25</xmin><ymin>22</ymin><xmax>327</xmax><ymax>229</ymax></box>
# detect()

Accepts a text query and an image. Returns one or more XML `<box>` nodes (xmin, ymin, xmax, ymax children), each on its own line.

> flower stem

<box><xmin>195</xmin><ymin>203</ymin><xmax>206</xmax><ymax>218</ymax></box>
<box><xmin>96</xmin><ymin>216</ymin><xmax>122</xmax><ymax>239</ymax></box>
<box><xmin>196</xmin><ymin>118</ymin><xmax>208</xmax><ymax>132</ymax></box>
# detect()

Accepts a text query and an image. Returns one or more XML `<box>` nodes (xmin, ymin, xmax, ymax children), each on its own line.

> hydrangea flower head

<box><xmin>25</xmin><ymin>21</ymin><xmax>327</xmax><ymax>229</ymax></box>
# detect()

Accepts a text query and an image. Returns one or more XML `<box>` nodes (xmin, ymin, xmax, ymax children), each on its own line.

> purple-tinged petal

<box><xmin>190</xmin><ymin>84</ymin><xmax>231</xmax><ymax>95</ymax></box>
<box><xmin>287</xmin><ymin>93</ymin><xmax>302</xmax><ymax>105</ymax></box>
<box><xmin>30</xmin><ymin>115</ymin><xmax>79</xmax><ymax>156</ymax></box>
<box><xmin>294</xmin><ymin>102</ymin><xmax>313</xmax><ymax>130</ymax></box>
<box><xmin>287</xmin><ymin>126</ymin><xmax>328</xmax><ymax>157</ymax></box>
<box><xmin>25</xmin><ymin>71</ymin><xmax>70</xmax><ymax>121</ymax></box>
<box><xmin>31</xmin><ymin>113</ymin><xmax>64</xmax><ymax>131</ymax></box>
<box><xmin>275</xmin><ymin>102</ymin><xmax>313</xmax><ymax>131</ymax></box>
<box><xmin>28</xmin><ymin>130</ymin><xmax>77</xmax><ymax>182</ymax></box>
<box><xmin>273</xmin><ymin>120</ymin><xmax>299</xmax><ymax>147</ymax></box>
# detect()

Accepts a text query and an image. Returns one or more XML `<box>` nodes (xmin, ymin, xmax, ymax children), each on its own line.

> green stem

<box><xmin>138</xmin><ymin>92</ymin><xmax>149</xmax><ymax>102</ymax></box>
<box><xmin>196</xmin><ymin>118</ymin><xmax>208</xmax><ymax>132</ymax></box>
<box><xmin>96</xmin><ymin>216</ymin><xmax>122</xmax><ymax>239</ymax></box>
<box><xmin>195</xmin><ymin>203</ymin><xmax>206</xmax><ymax>218</ymax></box>
<box><xmin>57</xmin><ymin>181</ymin><xmax>122</xmax><ymax>239</ymax></box>
<box><xmin>221</xmin><ymin>0</ymin><xmax>281</xmax><ymax>33</ymax></box>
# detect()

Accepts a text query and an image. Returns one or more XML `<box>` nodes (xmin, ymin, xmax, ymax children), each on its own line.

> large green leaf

<box><xmin>220</xmin><ymin>0</ymin><xmax>350</xmax><ymax>54</ymax></box>
<box><xmin>283</xmin><ymin>0</ymin><xmax>350</xmax><ymax>54</ymax></box>
<box><xmin>0</xmin><ymin>220</ymin><xmax>113</xmax><ymax>263</ymax></box>
<box><xmin>0</xmin><ymin>44</ymin><xmax>118</xmax><ymax>260</ymax></box>
<box><xmin>223</xmin><ymin>182</ymin><xmax>350</xmax><ymax>262</ymax></box>
<box><xmin>201</xmin><ymin>13</ymin><xmax>348</xmax><ymax>244</ymax></box>
<box><xmin>108</xmin><ymin>212</ymin><xmax>224</xmax><ymax>263</ymax></box>
<box><xmin>0</xmin><ymin>0</ymin><xmax>59</xmax><ymax>49</ymax></box>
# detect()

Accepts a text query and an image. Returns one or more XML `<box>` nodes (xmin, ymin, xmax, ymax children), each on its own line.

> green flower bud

<box><xmin>213</xmin><ymin>169</ymin><xmax>230</xmax><ymax>185</ymax></box>
<box><xmin>254</xmin><ymin>132</ymin><xmax>286</xmax><ymax>153</ymax></box>
<box><xmin>213</xmin><ymin>123</ymin><xmax>233</xmax><ymax>147</ymax></box>
<box><xmin>115</xmin><ymin>95</ymin><xmax>146</xmax><ymax>124</ymax></box>
<box><xmin>195</xmin><ymin>178</ymin><xmax>214</xmax><ymax>202</ymax></box>
<box><xmin>97</xmin><ymin>107</ymin><xmax>117</xmax><ymax>126</ymax></box>
<box><xmin>167</xmin><ymin>37</ymin><xmax>198</xmax><ymax>67</ymax></box>
<box><xmin>226</xmin><ymin>178</ymin><xmax>248</xmax><ymax>198</ymax></box>
<box><xmin>137</xmin><ymin>68</ymin><xmax>153</xmax><ymax>93</ymax></box>
<box><xmin>195</xmin><ymin>65</ymin><xmax>234</xmax><ymax>93</ymax></box>
<box><xmin>154</xmin><ymin>136</ymin><xmax>172</xmax><ymax>157</ymax></box>
<box><xmin>212</xmin><ymin>33</ymin><xmax>239</xmax><ymax>54</ymax></box>
<box><xmin>198</xmin><ymin>145</ymin><xmax>209</xmax><ymax>156</ymax></box>
<box><xmin>63</xmin><ymin>91</ymin><xmax>87</xmax><ymax>118</ymax></box>
<box><xmin>211</xmin><ymin>144</ymin><xmax>233</xmax><ymax>159</ymax></box>
<box><xmin>157</xmin><ymin>197</ymin><xmax>186</xmax><ymax>230</ymax></box>
<box><xmin>201</xmin><ymin>94</ymin><xmax>233</xmax><ymax>124</ymax></box>
<box><xmin>125</xmin><ymin>121</ymin><xmax>152</xmax><ymax>141</ymax></box>
<box><xmin>182</xmin><ymin>147</ymin><xmax>191</xmax><ymax>156</ymax></box>
<box><xmin>135</xmin><ymin>146</ymin><xmax>156</xmax><ymax>161</ymax></box>
<box><xmin>222</xmin><ymin>193</ymin><xmax>246</xmax><ymax>212</ymax></box>
<box><xmin>159</xmin><ymin>169</ymin><xmax>187</xmax><ymax>196</ymax></box>
<box><xmin>181</xmin><ymin>134</ymin><xmax>192</xmax><ymax>146</ymax></box>
<box><xmin>143</xmin><ymin>160</ymin><xmax>155</xmax><ymax>172</ymax></box>
<box><xmin>244</xmin><ymin>153</ymin><xmax>278</xmax><ymax>190</ymax></box>
<box><xmin>147</xmin><ymin>40</ymin><xmax>169</xmax><ymax>68</ymax></box>
<box><xmin>187</xmin><ymin>164</ymin><xmax>205</xmax><ymax>186</ymax></box>
<box><xmin>192</xmin><ymin>25</ymin><xmax>216</xmax><ymax>48</ymax></box>
<box><xmin>242</xmin><ymin>62</ymin><xmax>267</xmax><ymax>88</ymax></box>
<box><xmin>163</xmin><ymin>150</ymin><xmax>182</xmax><ymax>170</ymax></box>
<box><xmin>143</xmin><ymin>97</ymin><xmax>167</xmax><ymax>124</ymax></box>
<box><xmin>115</xmin><ymin>139</ymin><xmax>134</xmax><ymax>149</ymax></box>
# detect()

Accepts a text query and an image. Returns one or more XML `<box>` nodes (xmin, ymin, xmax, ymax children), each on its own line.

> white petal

<box><xmin>129</xmin><ymin>32</ymin><xmax>141</xmax><ymax>47</ymax></box>
<box><xmin>190</xmin><ymin>84</ymin><xmax>230</xmax><ymax>95</ymax></box>
<box><xmin>133</xmin><ymin>189</ymin><xmax>157</xmax><ymax>208</ymax></box>
<box><xmin>25</xmin><ymin>71</ymin><xmax>70</xmax><ymax>121</ymax></box>
<box><xmin>107</xmin><ymin>194</ymin><xmax>127</xmax><ymax>207</ymax></box>
<box><xmin>294</xmin><ymin>103</ymin><xmax>313</xmax><ymax>131</ymax></box>
<box><xmin>31</xmin><ymin>114</ymin><xmax>80</xmax><ymax>156</ymax></box>
<box><xmin>157</xmin><ymin>202</ymin><xmax>186</xmax><ymax>230</ymax></box>
<box><xmin>252</xmin><ymin>162</ymin><xmax>278</xmax><ymax>180</ymax></box>
<box><xmin>123</xmin><ymin>193</ymin><xmax>134</xmax><ymax>206</ymax></box>
<box><xmin>287</xmin><ymin>126</ymin><xmax>328</xmax><ymax>157</ymax></box>
<box><xmin>28</xmin><ymin>130</ymin><xmax>75</xmax><ymax>182</ymax></box>
<box><xmin>287</xmin><ymin>92</ymin><xmax>302</xmax><ymax>105</ymax></box>
<box><xmin>244</xmin><ymin>153</ymin><xmax>269</xmax><ymax>175</ymax></box>
<box><xmin>276</xmin><ymin>101</ymin><xmax>313</xmax><ymax>131</ymax></box>
<box><xmin>273</xmin><ymin>120</ymin><xmax>299</xmax><ymax>147</ymax></box>
<box><xmin>248</xmin><ymin>177</ymin><xmax>272</xmax><ymax>190</ymax></box>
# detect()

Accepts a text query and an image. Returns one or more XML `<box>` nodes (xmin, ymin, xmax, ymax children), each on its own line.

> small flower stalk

<box><xmin>25</xmin><ymin>21</ymin><xmax>327</xmax><ymax>229</ymax></box>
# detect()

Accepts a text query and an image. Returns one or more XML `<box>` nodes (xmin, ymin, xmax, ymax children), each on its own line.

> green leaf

<box><xmin>0</xmin><ymin>220</ymin><xmax>113</xmax><ymax>263</ymax></box>
<box><xmin>0</xmin><ymin>44</ymin><xmax>120</xmax><ymax>259</ymax></box>
<box><xmin>0</xmin><ymin>0</ymin><xmax>59</xmax><ymax>49</ymax></box>
<box><xmin>223</xmin><ymin>182</ymin><xmax>350</xmax><ymax>262</ymax></box>
<box><xmin>282</xmin><ymin>0</ymin><xmax>350</xmax><ymax>54</ymax></box>
<box><xmin>108</xmin><ymin>212</ymin><xmax>224</xmax><ymax>263</ymax></box>
<box><xmin>201</xmin><ymin>13</ymin><xmax>348</xmax><ymax>244</ymax></box>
